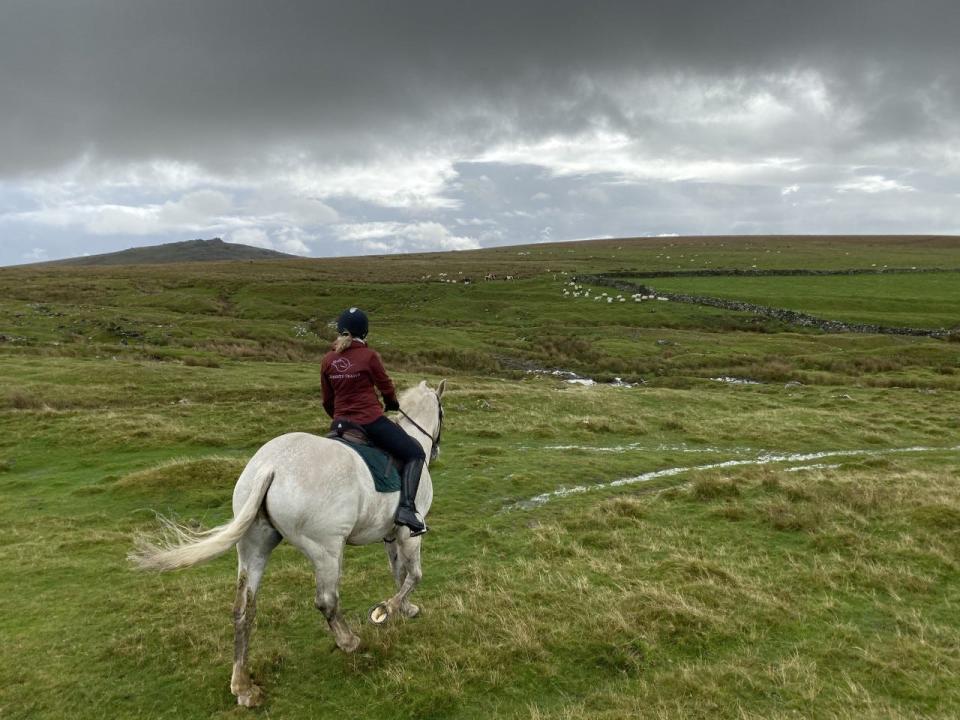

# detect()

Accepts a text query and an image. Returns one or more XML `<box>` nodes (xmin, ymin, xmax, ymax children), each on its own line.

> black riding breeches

<box><xmin>361</xmin><ymin>416</ymin><xmax>426</xmax><ymax>463</ymax></box>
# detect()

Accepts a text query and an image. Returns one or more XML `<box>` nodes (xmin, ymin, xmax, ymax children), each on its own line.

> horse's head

<box><xmin>398</xmin><ymin>379</ymin><xmax>446</xmax><ymax>462</ymax></box>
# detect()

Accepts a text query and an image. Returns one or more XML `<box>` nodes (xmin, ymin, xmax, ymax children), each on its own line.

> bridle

<box><xmin>398</xmin><ymin>393</ymin><xmax>444</xmax><ymax>461</ymax></box>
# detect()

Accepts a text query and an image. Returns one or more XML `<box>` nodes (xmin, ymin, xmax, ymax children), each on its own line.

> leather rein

<box><xmin>397</xmin><ymin>394</ymin><xmax>444</xmax><ymax>457</ymax></box>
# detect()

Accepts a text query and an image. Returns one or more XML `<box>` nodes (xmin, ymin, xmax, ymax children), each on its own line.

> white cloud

<box><xmin>271</xmin><ymin>227</ymin><xmax>315</xmax><ymax>255</ymax></box>
<box><xmin>334</xmin><ymin>221</ymin><xmax>479</xmax><ymax>253</ymax></box>
<box><xmin>10</xmin><ymin>190</ymin><xmax>235</xmax><ymax>236</ymax></box>
<box><xmin>21</xmin><ymin>247</ymin><xmax>48</xmax><ymax>261</ymax></box>
<box><xmin>229</xmin><ymin>227</ymin><xmax>272</xmax><ymax>249</ymax></box>
<box><xmin>475</xmin><ymin>130</ymin><xmax>808</xmax><ymax>186</ymax></box>
<box><xmin>2</xmin><ymin>173</ymin><xmax>340</xmax><ymax>249</ymax></box>
<box><xmin>158</xmin><ymin>189</ymin><xmax>233</xmax><ymax>226</ymax></box>
<box><xmin>83</xmin><ymin>204</ymin><xmax>160</xmax><ymax>235</ymax></box>
<box><xmin>246</xmin><ymin>192</ymin><xmax>339</xmax><ymax>226</ymax></box>
<box><xmin>835</xmin><ymin>175</ymin><xmax>915</xmax><ymax>194</ymax></box>
<box><xmin>228</xmin><ymin>226</ymin><xmax>312</xmax><ymax>256</ymax></box>
<box><xmin>281</xmin><ymin>153</ymin><xmax>460</xmax><ymax>210</ymax></box>
<box><xmin>17</xmin><ymin>157</ymin><xmax>218</xmax><ymax>202</ymax></box>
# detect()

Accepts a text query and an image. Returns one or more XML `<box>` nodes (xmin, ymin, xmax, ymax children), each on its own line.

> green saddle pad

<box><xmin>333</xmin><ymin>439</ymin><xmax>401</xmax><ymax>493</ymax></box>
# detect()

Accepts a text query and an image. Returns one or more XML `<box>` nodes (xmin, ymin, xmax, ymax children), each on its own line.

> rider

<box><xmin>321</xmin><ymin>307</ymin><xmax>428</xmax><ymax>536</ymax></box>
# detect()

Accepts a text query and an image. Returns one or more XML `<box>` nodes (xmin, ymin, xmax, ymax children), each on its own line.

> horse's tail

<box><xmin>129</xmin><ymin>469</ymin><xmax>276</xmax><ymax>572</ymax></box>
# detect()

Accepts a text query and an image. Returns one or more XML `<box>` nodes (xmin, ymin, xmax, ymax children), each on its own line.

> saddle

<box><xmin>326</xmin><ymin>418</ymin><xmax>372</xmax><ymax>446</ymax></box>
<box><xmin>326</xmin><ymin>419</ymin><xmax>402</xmax><ymax>492</ymax></box>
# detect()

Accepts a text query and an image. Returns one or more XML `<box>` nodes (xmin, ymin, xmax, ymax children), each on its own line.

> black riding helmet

<box><xmin>336</xmin><ymin>307</ymin><xmax>369</xmax><ymax>339</ymax></box>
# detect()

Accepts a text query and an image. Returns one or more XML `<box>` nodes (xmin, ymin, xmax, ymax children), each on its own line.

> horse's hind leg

<box><xmin>231</xmin><ymin>515</ymin><xmax>281</xmax><ymax>708</ymax></box>
<box><xmin>306</xmin><ymin>536</ymin><xmax>360</xmax><ymax>652</ymax></box>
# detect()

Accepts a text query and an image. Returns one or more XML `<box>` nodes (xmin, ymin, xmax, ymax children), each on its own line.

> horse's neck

<box><xmin>400</xmin><ymin>408</ymin><xmax>436</xmax><ymax>461</ymax></box>
<box><xmin>414</xmin><ymin>433</ymin><xmax>434</xmax><ymax>463</ymax></box>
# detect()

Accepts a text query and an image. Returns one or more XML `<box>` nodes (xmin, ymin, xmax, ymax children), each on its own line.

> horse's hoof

<box><xmin>368</xmin><ymin>602</ymin><xmax>390</xmax><ymax>625</ymax></box>
<box><xmin>402</xmin><ymin>603</ymin><xmax>421</xmax><ymax>619</ymax></box>
<box><xmin>338</xmin><ymin>635</ymin><xmax>362</xmax><ymax>653</ymax></box>
<box><xmin>236</xmin><ymin>684</ymin><xmax>263</xmax><ymax>708</ymax></box>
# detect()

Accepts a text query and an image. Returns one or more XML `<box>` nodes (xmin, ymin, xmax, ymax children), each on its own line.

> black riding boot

<box><xmin>395</xmin><ymin>458</ymin><xmax>428</xmax><ymax>536</ymax></box>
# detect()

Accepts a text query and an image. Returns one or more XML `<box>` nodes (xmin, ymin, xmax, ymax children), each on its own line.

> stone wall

<box><xmin>575</xmin><ymin>273</ymin><xmax>954</xmax><ymax>339</ymax></box>
<box><xmin>597</xmin><ymin>267</ymin><xmax>960</xmax><ymax>279</ymax></box>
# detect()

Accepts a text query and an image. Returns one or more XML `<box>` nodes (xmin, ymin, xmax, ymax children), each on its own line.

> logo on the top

<box><xmin>331</xmin><ymin>357</ymin><xmax>353</xmax><ymax>373</ymax></box>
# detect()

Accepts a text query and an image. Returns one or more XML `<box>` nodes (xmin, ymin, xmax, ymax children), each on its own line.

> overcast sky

<box><xmin>1</xmin><ymin>1</ymin><xmax>959</xmax><ymax>265</ymax></box>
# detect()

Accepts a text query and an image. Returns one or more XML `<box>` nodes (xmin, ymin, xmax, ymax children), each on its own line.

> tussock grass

<box><xmin>181</xmin><ymin>355</ymin><xmax>220</xmax><ymax>368</ymax></box>
<box><xmin>3</xmin><ymin>389</ymin><xmax>46</xmax><ymax>410</ymax></box>
<box><xmin>114</xmin><ymin>455</ymin><xmax>247</xmax><ymax>490</ymax></box>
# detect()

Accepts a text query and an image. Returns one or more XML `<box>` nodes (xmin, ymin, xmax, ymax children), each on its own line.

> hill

<box><xmin>39</xmin><ymin>237</ymin><xmax>298</xmax><ymax>266</ymax></box>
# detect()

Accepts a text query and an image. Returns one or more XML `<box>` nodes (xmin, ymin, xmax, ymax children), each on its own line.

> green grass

<box><xmin>627</xmin><ymin>272</ymin><xmax>960</xmax><ymax>329</ymax></box>
<box><xmin>1</xmin><ymin>235</ymin><xmax>959</xmax><ymax>718</ymax></box>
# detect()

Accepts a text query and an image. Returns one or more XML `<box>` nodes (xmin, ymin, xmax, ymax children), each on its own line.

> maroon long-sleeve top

<box><xmin>320</xmin><ymin>339</ymin><xmax>398</xmax><ymax>424</ymax></box>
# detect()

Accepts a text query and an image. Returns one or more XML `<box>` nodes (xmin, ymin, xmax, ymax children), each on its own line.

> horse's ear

<box><xmin>437</xmin><ymin>379</ymin><xmax>447</xmax><ymax>398</ymax></box>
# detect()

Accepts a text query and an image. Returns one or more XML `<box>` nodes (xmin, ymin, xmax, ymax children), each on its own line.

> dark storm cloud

<box><xmin>2</xmin><ymin>0</ymin><xmax>958</xmax><ymax>175</ymax></box>
<box><xmin>3</xmin><ymin>0</ymin><xmax>960</xmax><ymax>266</ymax></box>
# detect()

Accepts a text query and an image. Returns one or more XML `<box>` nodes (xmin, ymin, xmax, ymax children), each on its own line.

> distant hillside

<box><xmin>42</xmin><ymin>238</ymin><xmax>298</xmax><ymax>266</ymax></box>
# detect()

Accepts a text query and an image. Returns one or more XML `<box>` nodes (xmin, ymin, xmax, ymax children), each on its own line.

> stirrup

<box><xmin>408</xmin><ymin>523</ymin><xmax>429</xmax><ymax>537</ymax></box>
<box><xmin>395</xmin><ymin>507</ymin><xmax>428</xmax><ymax>536</ymax></box>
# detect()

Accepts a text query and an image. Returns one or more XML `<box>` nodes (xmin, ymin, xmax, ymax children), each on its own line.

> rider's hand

<box><xmin>384</xmin><ymin>398</ymin><xmax>400</xmax><ymax>412</ymax></box>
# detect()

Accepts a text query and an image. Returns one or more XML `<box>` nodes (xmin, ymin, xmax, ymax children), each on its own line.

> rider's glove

<box><xmin>384</xmin><ymin>397</ymin><xmax>400</xmax><ymax>412</ymax></box>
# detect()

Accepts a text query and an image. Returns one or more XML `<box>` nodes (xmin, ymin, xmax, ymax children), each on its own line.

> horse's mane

<box><xmin>398</xmin><ymin>381</ymin><xmax>435</xmax><ymax>410</ymax></box>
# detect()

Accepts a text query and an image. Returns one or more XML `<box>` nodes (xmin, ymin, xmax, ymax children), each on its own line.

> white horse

<box><xmin>131</xmin><ymin>380</ymin><xmax>446</xmax><ymax>707</ymax></box>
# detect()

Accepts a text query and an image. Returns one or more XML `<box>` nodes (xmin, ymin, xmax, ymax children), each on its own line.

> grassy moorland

<box><xmin>1</xmin><ymin>235</ymin><xmax>959</xmax><ymax>719</ymax></box>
